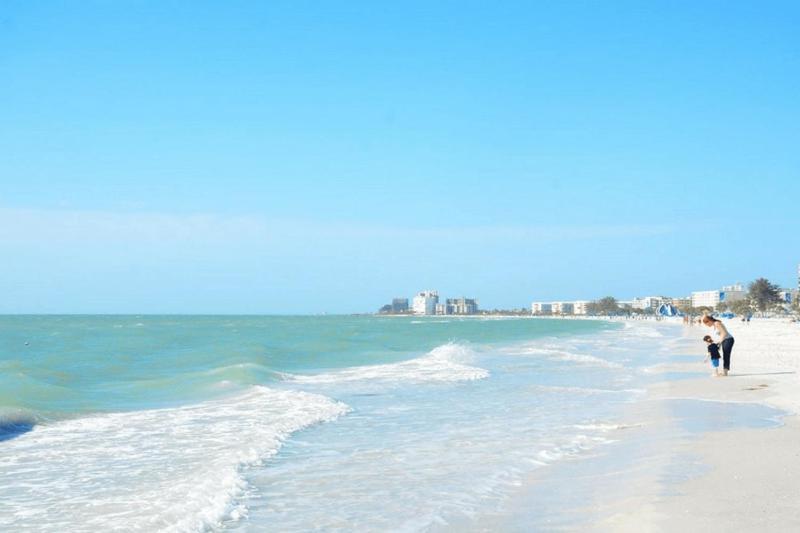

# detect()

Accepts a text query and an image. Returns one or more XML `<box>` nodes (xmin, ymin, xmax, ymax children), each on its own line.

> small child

<box><xmin>703</xmin><ymin>335</ymin><xmax>721</xmax><ymax>377</ymax></box>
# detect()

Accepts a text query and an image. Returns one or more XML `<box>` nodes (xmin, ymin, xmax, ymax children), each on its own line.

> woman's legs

<box><xmin>721</xmin><ymin>337</ymin><xmax>735</xmax><ymax>373</ymax></box>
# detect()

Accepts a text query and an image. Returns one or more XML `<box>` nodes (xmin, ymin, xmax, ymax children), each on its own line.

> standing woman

<box><xmin>702</xmin><ymin>315</ymin><xmax>734</xmax><ymax>376</ymax></box>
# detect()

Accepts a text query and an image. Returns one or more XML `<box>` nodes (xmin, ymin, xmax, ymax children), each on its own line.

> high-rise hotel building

<box><xmin>412</xmin><ymin>290</ymin><xmax>439</xmax><ymax>315</ymax></box>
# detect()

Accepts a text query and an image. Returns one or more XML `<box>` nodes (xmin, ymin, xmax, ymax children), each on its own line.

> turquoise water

<box><xmin>0</xmin><ymin>315</ymin><xmax>611</xmax><ymax>418</ymax></box>
<box><xmin>1</xmin><ymin>315</ymin><xmax>680</xmax><ymax>531</ymax></box>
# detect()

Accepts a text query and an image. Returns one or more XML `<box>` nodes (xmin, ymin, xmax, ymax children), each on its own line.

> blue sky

<box><xmin>1</xmin><ymin>1</ymin><xmax>798</xmax><ymax>313</ymax></box>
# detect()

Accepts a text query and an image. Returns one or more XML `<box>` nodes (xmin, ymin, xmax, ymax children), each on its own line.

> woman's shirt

<box><xmin>713</xmin><ymin>320</ymin><xmax>731</xmax><ymax>341</ymax></box>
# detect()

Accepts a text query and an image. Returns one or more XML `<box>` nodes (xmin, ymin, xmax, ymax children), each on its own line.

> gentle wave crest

<box><xmin>284</xmin><ymin>342</ymin><xmax>490</xmax><ymax>384</ymax></box>
<box><xmin>622</xmin><ymin>323</ymin><xmax>665</xmax><ymax>338</ymax></box>
<box><xmin>0</xmin><ymin>386</ymin><xmax>348</xmax><ymax>533</ymax></box>
<box><xmin>511</xmin><ymin>346</ymin><xmax>623</xmax><ymax>369</ymax></box>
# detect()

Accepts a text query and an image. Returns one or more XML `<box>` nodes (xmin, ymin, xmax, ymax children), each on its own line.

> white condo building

<box><xmin>551</xmin><ymin>302</ymin><xmax>574</xmax><ymax>315</ymax></box>
<box><xmin>532</xmin><ymin>300</ymin><xmax>587</xmax><ymax>315</ymax></box>
<box><xmin>632</xmin><ymin>296</ymin><xmax>665</xmax><ymax>310</ymax></box>
<box><xmin>691</xmin><ymin>290</ymin><xmax>721</xmax><ymax>308</ymax></box>
<box><xmin>572</xmin><ymin>300</ymin><xmax>589</xmax><ymax>315</ymax></box>
<box><xmin>691</xmin><ymin>283</ymin><xmax>745</xmax><ymax>309</ymax></box>
<box><xmin>412</xmin><ymin>290</ymin><xmax>439</xmax><ymax>315</ymax></box>
<box><xmin>531</xmin><ymin>302</ymin><xmax>552</xmax><ymax>314</ymax></box>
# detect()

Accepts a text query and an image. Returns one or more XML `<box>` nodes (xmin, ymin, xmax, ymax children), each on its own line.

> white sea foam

<box><xmin>572</xmin><ymin>422</ymin><xmax>645</xmax><ymax>431</ymax></box>
<box><xmin>534</xmin><ymin>385</ymin><xmax>641</xmax><ymax>395</ymax></box>
<box><xmin>286</xmin><ymin>343</ymin><xmax>489</xmax><ymax>384</ymax></box>
<box><xmin>531</xmin><ymin>433</ymin><xmax>613</xmax><ymax>465</ymax></box>
<box><xmin>622</xmin><ymin>322</ymin><xmax>665</xmax><ymax>338</ymax></box>
<box><xmin>0</xmin><ymin>386</ymin><xmax>348</xmax><ymax>533</ymax></box>
<box><xmin>511</xmin><ymin>346</ymin><xmax>623</xmax><ymax>368</ymax></box>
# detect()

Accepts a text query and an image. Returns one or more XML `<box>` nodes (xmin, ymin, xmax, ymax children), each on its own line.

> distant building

<box><xmin>672</xmin><ymin>297</ymin><xmax>691</xmax><ymax>309</ymax></box>
<box><xmin>433</xmin><ymin>297</ymin><xmax>479</xmax><ymax>315</ymax></box>
<box><xmin>377</xmin><ymin>297</ymin><xmax>410</xmax><ymax>314</ymax></box>
<box><xmin>551</xmin><ymin>302</ymin><xmax>574</xmax><ymax>315</ymax></box>
<box><xmin>447</xmin><ymin>297</ymin><xmax>478</xmax><ymax>315</ymax></box>
<box><xmin>531</xmin><ymin>302</ymin><xmax>552</xmax><ymax>315</ymax></box>
<box><xmin>722</xmin><ymin>283</ymin><xmax>745</xmax><ymax>294</ymax></box>
<box><xmin>632</xmin><ymin>296</ymin><xmax>665</xmax><ymax>310</ymax></box>
<box><xmin>412</xmin><ymin>290</ymin><xmax>439</xmax><ymax>315</ymax></box>
<box><xmin>691</xmin><ymin>290</ymin><xmax>721</xmax><ymax>308</ymax></box>
<box><xmin>391</xmin><ymin>298</ymin><xmax>409</xmax><ymax>313</ymax></box>
<box><xmin>572</xmin><ymin>300</ymin><xmax>590</xmax><ymax>315</ymax></box>
<box><xmin>532</xmin><ymin>300</ymin><xmax>588</xmax><ymax>315</ymax></box>
<box><xmin>692</xmin><ymin>283</ymin><xmax>745</xmax><ymax>309</ymax></box>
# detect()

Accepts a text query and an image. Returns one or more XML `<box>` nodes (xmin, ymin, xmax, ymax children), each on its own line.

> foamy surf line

<box><xmin>503</xmin><ymin>345</ymin><xmax>624</xmax><ymax>368</ymax></box>
<box><xmin>285</xmin><ymin>342</ymin><xmax>490</xmax><ymax>384</ymax></box>
<box><xmin>0</xmin><ymin>386</ymin><xmax>348</xmax><ymax>533</ymax></box>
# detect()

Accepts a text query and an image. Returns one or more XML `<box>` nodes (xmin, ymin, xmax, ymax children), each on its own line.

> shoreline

<box><xmin>461</xmin><ymin>318</ymin><xmax>800</xmax><ymax>531</ymax></box>
<box><xmin>606</xmin><ymin>317</ymin><xmax>800</xmax><ymax>531</ymax></box>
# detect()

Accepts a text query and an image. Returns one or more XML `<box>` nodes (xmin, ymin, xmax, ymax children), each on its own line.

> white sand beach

<box><xmin>596</xmin><ymin>318</ymin><xmax>800</xmax><ymax>532</ymax></box>
<box><xmin>465</xmin><ymin>317</ymin><xmax>800</xmax><ymax>532</ymax></box>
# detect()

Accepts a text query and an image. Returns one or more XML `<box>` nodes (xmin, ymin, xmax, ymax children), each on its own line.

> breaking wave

<box><xmin>285</xmin><ymin>343</ymin><xmax>490</xmax><ymax>384</ymax></box>
<box><xmin>0</xmin><ymin>386</ymin><xmax>348</xmax><ymax>532</ymax></box>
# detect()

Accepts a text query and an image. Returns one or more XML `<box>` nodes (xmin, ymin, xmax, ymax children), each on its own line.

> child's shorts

<box><xmin>710</xmin><ymin>358</ymin><xmax>720</xmax><ymax>368</ymax></box>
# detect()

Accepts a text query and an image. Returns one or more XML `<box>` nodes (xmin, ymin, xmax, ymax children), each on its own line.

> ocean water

<box><xmin>0</xmin><ymin>315</ymin><xmax>683</xmax><ymax>532</ymax></box>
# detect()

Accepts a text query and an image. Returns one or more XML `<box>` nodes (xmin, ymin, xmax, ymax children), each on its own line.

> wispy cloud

<box><xmin>0</xmin><ymin>207</ymin><xmax>675</xmax><ymax>246</ymax></box>
<box><xmin>0</xmin><ymin>208</ymin><xmax>270</xmax><ymax>244</ymax></box>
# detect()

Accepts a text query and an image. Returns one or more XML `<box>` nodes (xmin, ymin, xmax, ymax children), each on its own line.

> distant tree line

<box><xmin>585</xmin><ymin>297</ymin><xmax>624</xmax><ymax>316</ymax></box>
